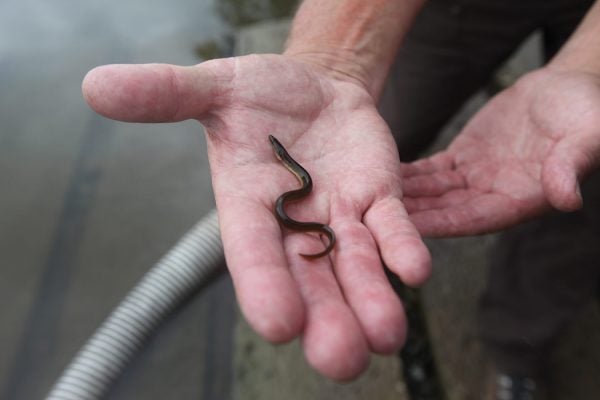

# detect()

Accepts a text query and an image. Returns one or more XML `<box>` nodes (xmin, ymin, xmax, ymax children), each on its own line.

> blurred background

<box><xmin>0</xmin><ymin>1</ymin><xmax>292</xmax><ymax>399</ymax></box>
<box><xmin>2</xmin><ymin>1</ymin><xmax>600</xmax><ymax>399</ymax></box>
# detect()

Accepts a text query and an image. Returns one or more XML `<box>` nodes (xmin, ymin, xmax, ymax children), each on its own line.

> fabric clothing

<box><xmin>380</xmin><ymin>0</ymin><xmax>594</xmax><ymax>161</ymax></box>
<box><xmin>480</xmin><ymin>172</ymin><xmax>600</xmax><ymax>375</ymax></box>
<box><xmin>379</xmin><ymin>0</ymin><xmax>597</xmax><ymax>375</ymax></box>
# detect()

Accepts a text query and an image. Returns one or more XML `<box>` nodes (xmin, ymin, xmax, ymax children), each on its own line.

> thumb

<box><xmin>82</xmin><ymin>59</ymin><xmax>233</xmax><ymax>123</ymax></box>
<box><xmin>542</xmin><ymin>138</ymin><xmax>599</xmax><ymax>211</ymax></box>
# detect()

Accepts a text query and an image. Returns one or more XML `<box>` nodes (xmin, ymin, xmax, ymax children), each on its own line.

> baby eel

<box><xmin>268</xmin><ymin>135</ymin><xmax>335</xmax><ymax>259</ymax></box>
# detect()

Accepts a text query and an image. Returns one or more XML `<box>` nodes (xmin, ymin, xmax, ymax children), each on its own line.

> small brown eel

<box><xmin>269</xmin><ymin>135</ymin><xmax>335</xmax><ymax>258</ymax></box>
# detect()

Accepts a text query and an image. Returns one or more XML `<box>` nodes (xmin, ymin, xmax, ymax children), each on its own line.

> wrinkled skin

<box><xmin>82</xmin><ymin>54</ymin><xmax>600</xmax><ymax>380</ymax></box>
<box><xmin>403</xmin><ymin>67</ymin><xmax>600</xmax><ymax>236</ymax></box>
<box><xmin>82</xmin><ymin>54</ymin><xmax>431</xmax><ymax>381</ymax></box>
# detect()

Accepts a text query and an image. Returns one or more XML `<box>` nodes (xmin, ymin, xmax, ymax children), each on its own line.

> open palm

<box><xmin>83</xmin><ymin>54</ymin><xmax>431</xmax><ymax>380</ymax></box>
<box><xmin>403</xmin><ymin>68</ymin><xmax>600</xmax><ymax>236</ymax></box>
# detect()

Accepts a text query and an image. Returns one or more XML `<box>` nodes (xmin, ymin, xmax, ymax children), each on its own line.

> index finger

<box><xmin>401</xmin><ymin>151</ymin><xmax>454</xmax><ymax>177</ymax></box>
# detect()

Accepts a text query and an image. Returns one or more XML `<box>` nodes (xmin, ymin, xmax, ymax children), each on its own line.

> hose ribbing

<box><xmin>46</xmin><ymin>209</ymin><xmax>224</xmax><ymax>400</ymax></box>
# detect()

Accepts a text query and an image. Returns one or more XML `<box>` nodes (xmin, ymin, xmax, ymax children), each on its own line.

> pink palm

<box><xmin>83</xmin><ymin>54</ymin><xmax>431</xmax><ymax>380</ymax></box>
<box><xmin>403</xmin><ymin>68</ymin><xmax>600</xmax><ymax>236</ymax></box>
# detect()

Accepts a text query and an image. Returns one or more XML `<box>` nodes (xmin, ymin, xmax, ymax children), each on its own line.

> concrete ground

<box><xmin>2</xmin><ymin>6</ymin><xmax>600</xmax><ymax>400</ymax></box>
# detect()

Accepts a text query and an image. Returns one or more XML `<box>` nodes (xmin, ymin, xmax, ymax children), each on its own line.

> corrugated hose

<box><xmin>45</xmin><ymin>209</ymin><xmax>225</xmax><ymax>400</ymax></box>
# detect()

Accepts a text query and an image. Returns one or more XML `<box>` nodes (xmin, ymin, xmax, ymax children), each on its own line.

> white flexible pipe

<box><xmin>46</xmin><ymin>209</ymin><xmax>225</xmax><ymax>400</ymax></box>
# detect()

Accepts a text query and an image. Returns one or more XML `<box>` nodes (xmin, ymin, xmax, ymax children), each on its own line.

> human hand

<box><xmin>82</xmin><ymin>54</ymin><xmax>431</xmax><ymax>380</ymax></box>
<box><xmin>402</xmin><ymin>67</ymin><xmax>600</xmax><ymax>236</ymax></box>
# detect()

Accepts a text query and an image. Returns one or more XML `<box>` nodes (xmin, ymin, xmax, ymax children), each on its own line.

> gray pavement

<box><xmin>3</xmin><ymin>5</ymin><xmax>600</xmax><ymax>400</ymax></box>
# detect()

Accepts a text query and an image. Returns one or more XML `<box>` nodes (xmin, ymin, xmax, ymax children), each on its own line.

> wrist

<box><xmin>547</xmin><ymin>0</ymin><xmax>600</xmax><ymax>79</ymax></box>
<box><xmin>283</xmin><ymin>0</ymin><xmax>426</xmax><ymax>99</ymax></box>
<box><xmin>548</xmin><ymin>54</ymin><xmax>600</xmax><ymax>81</ymax></box>
<box><xmin>283</xmin><ymin>47</ymin><xmax>374</xmax><ymax>95</ymax></box>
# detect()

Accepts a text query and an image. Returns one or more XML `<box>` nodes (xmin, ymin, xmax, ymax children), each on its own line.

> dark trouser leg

<box><xmin>540</xmin><ymin>0</ymin><xmax>596</xmax><ymax>59</ymax></box>
<box><xmin>380</xmin><ymin>0</ymin><xmax>593</xmax><ymax>160</ymax></box>
<box><xmin>478</xmin><ymin>0</ymin><xmax>596</xmax><ymax>376</ymax></box>
<box><xmin>479</xmin><ymin>172</ymin><xmax>600</xmax><ymax>375</ymax></box>
<box><xmin>379</xmin><ymin>0</ymin><xmax>539</xmax><ymax>160</ymax></box>
<box><xmin>380</xmin><ymin>0</ymin><xmax>597</xmax><ymax>378</ymax></box>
